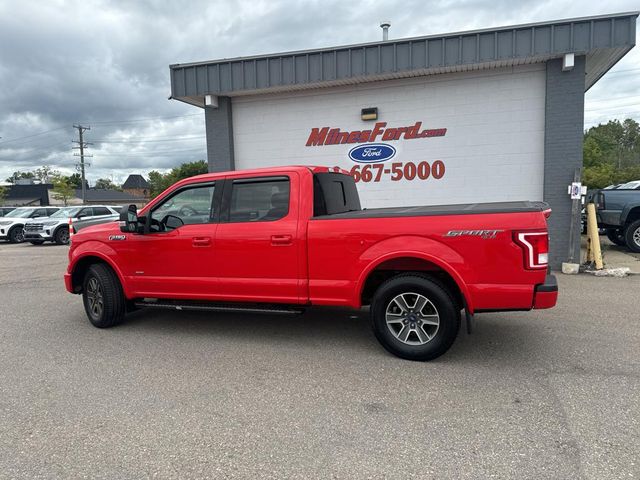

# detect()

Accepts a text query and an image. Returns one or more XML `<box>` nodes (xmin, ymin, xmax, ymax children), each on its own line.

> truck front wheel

<box><xmin>82</xmin><ymin>264</ymin><xmax>126</xmax><ymax>328</ymax></box>
<box><xmin>371</xmin><ymin>274</ymin><xmax>460</xmax><ymax>361</ymax></box>
<box><xmin>624</xmin><ymin>220</ymin><xmax>640</xmax><ymax>253</ymax></box>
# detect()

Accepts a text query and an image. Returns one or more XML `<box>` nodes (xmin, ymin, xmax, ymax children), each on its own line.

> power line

<box><xmin>0</xmin><ymin>113</ymin><xmax>202</xmax><ymax>144</ymax></box>
<box><xmin>92</xmin><ymin>136</ymin><xmax>205</xmax><ymax>144</ymax></box>
<box><xmin>0</xmin><ymin>126</ymin><xmax>69</xmax><ymax>145</ymax></box>
<box><xmin>604</xmin><ymin>67</ymin><xmax>640</xmax><ymax>75</ymax></box>
<box><xmin>93</xmin><ymin>148</ymin><xmax>206</xmax><ymax>157</ymax></box>
<box><xmin>586</xmin><ymin>94</ymin><xmax>640</xmax><ymax>104</ymax></box>
<box><xmin>89</xmin><ymin>113</ymin><xmax>203</xmax><ymax>125</ymax></box>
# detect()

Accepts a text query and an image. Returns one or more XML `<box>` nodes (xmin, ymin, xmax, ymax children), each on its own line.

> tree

<box><xmin>5</xmin><ymin>171</ymin><xmax>35</xmax><ymax>183</ymax></box>
<box><xmin>148</xmin><ymin>170</ymin><xmax>171</xmax><ymax>198</ymax></box>
<box><xmin>34</xmin><ymin>166</ymin><xmax>57</xmax><ymax>183</ymax></box>
<box><xmin>94</xmin><ymin>178</ymin><xmax>120</xmax><ymax>190</ymax></box>
<box><xmin>583</xmin><ymin>118</ymin><xmax>640</xmax><ymax>188</ymax></box>
<box><xmin>148</xmin><ymin>160</ymin><xmax>208</xmax><ymax>198</ymax></box>
<box><xmin>0</xmin><ymin>186</ymin><xmax>7</xmax><ymax>205</ymax></box>
<box><xmin>51</xmin><ymin>175</ymin><xmax>75</xmax><ymax>206</ymax></box>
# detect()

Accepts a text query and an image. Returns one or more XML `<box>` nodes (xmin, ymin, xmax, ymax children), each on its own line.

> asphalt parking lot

<box><xmin>0</xmin><ymin>243</ymin><xmax>638</xmax><ymax>479</ymax></box>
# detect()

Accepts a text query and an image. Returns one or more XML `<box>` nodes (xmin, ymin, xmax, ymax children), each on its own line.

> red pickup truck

<box><xmin>65</xmin><ymin>166</ymin><xmax>557</xmax><ymax>361</ymax></box>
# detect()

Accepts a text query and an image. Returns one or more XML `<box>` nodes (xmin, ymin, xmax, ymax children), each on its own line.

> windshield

<box><xmin>50</xmin><ymin>207</ymin><xmax>82</xmax><ymax>218</ymax></box>
<box><xmin>6</xmin><ymin>208</ymin><xmax>35</xmax><ymax>218</ymax></box>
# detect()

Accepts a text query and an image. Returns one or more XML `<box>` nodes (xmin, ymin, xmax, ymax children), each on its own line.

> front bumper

<box><xmin>533</xmin><ymin>274</ymin><xmax>558</xmax><ymax>309</ymax></box>
<box><xmin>24</xmin><ymin>231</ymin><xmax>53</xmax><ymax>241</ymax></box>
<box><xmin>64</xmin><ymin>273</ymin><xmax>74</xmax><ymax>293</ymax></box>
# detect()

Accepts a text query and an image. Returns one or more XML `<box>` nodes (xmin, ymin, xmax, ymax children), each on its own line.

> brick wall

<box><xmin>543</xmin><ymin>56</ymin><xmax>585</xmax><ymax>268</ymax></box>
<box><xmin>205</xmin><ymin>97</ymin><xmax>235</xmax><ymax>172</ymax></box>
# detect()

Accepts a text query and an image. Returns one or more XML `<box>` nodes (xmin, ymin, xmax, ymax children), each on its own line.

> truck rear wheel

<box><xmin>371</xmin><ymin>274</ymin><xmax>460</xmax><ymax>361</ymax></box>
<box><xmin>624</xmin><ymin>220</ymin><xmax>640</xmax><ymax>253</ymax></box>
<box><xmin>82</xmin><ymin>264</ymin><xmax>126</xmax><ymax>328</ymax></box>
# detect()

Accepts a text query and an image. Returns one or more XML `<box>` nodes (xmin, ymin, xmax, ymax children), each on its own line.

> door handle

<box><xmin>271</xmin><ymin>234</ymin><xmax>292</xmax><ymax>246</ymax></box>
<box><xmin>192</xmin><ymin>236</ymin><xmax>211</xmax><ymax>247</ymax></box>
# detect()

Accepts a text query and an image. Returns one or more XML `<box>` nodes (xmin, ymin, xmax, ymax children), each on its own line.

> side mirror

<box><xmin>119</xmin><ymin>204</ymin><xmax>140</xmax><ymax>233</ymax></box>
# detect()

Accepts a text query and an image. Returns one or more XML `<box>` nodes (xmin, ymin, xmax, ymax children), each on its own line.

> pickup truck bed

<box><xmin>314</xmin><ymin>201</ymin><xmax>549</xmax><ymax>219</ymax></box>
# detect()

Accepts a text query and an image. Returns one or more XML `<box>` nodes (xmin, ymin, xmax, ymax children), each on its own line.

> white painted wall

<box><xmin>232</xmin><ymin>64</ymin><xmax>546</xmax><ymax>208</ymax></box>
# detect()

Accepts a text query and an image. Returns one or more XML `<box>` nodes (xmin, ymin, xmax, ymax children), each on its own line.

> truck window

<box><xmin>313</xmin><ymin>172</ymin><xmax>361</xmax><ymax>216</ymax></box>
<box><xmin>151</xmin><ymin>183</ymin><xmax>216</xmax><ymax>227</ymax></box>
<box><xmin>229</xmin><ymin>177</ymin><xmax>290</xmax><ymax>223</ymax></box>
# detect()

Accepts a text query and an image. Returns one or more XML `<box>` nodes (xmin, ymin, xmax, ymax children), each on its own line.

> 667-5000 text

<box><xmin>343</xmin><ymin>161</ymin><xmax>446</xmax><ymax>183</ymax></box>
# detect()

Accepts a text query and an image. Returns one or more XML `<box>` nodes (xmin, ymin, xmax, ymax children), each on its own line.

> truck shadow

<box><xmin>122</xmin><ymin>306</ymin><xmax>545</xmax><ymax>367</ymax></box>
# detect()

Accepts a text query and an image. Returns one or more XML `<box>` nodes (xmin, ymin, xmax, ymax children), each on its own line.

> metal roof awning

<box><xmin>170</xmin><ymin>12</ymin><xmax>638</xmax><ymax>107</ymax></box>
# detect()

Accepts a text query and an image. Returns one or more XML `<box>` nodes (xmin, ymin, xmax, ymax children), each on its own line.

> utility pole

<box><xmin>72</xmin><ymin>125</ymin><xmax>92</xmax><ymax>203</ymax></box>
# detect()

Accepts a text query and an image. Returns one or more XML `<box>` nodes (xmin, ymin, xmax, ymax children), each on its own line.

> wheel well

<box><xmin>625</xmin><ymin>207</ymin><xmax>640</xmax><ymax>225</ymax></box>
<box><xmin>360</xmin><ymin>257</ymin><xmax>464</xmax><ymax>309</ymax></box>
<box><xmin>71</xmin><ymin>256</ymin><xmax>113</xmax><ymax>294</ymax></box>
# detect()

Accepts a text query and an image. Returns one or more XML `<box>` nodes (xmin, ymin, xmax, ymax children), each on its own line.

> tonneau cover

<box><xmin>313</xmin><ymin>201</ymin><xmax>549</xmax><ymax>220</ymax></box>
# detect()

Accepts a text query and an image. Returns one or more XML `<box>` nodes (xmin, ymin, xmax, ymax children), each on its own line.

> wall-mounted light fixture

<box><xmin>361</xmin><ymin>107</ymin><xmax>378</xmax><ymax>121</ymax></box>
<box><xmin>562</xmin><ymin>53</ymin><xmax>575</xmax><ymax>72</ymax></box>
<box><xmin>205</xmin><ymin>94</ymin><xmax>219</xmax><ymax>108</ymax></box>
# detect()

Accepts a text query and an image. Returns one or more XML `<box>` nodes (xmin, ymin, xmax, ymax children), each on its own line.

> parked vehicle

<box><xmin>594</xmin><ymin>187</ymin><xmax>640</xmax><ymax>252</ymax></box>
<box><xmin>72</xmin><ymin>206</ymin><xmax>121</xmax><ymax>233</ymax></box>
<box><xmin>65</xmin><ymin>166</ymin><xmax>557</xmax><ymax>361</ymax></box>
<box><xmin>616</xmin><ymin>180</ymin><xmax>640</xmax><ymax>190</ymax></box>
<box><xmin>0</xmin><ymin>207</ymin><xmax>59</xmax><ymax>243</ymax></box>
<box><xmin>24</xmin><ymin>205</ymin><xmax>120</xmax><ymax>245</ymax></box>
<box><xmin>0</xmin><ymin>207</ymin><xmax>17</xmax><ymax>217</ymax></box>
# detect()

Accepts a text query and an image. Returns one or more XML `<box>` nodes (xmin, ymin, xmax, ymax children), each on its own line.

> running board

<box><xmin>134</xmin><ymin>299</ymin><xmax>305</xmax><ymax>316</ymax></box>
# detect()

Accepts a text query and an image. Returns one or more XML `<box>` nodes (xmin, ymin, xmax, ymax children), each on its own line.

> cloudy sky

<box><xmin>0</xmin><ymin>0</ymin><xmax>638</xmax><ymax>185</ymax></box>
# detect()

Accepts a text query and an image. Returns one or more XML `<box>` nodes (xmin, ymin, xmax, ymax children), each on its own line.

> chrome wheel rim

<box><xmin>634</xmin><ymin>227</ymin><xmax>640</xmax><ymax>247</ymax></box>
<box><xmin>59</xmin><ymin>229</ymin><xmax>69</xmax><ymax>244</ymax></box>
<box><xmin>86</xmin><ymin>277</ymin><xmax>104</xmax><ymax>318</ymax></box>
<box><xmin>385</xmin><ymin>292</ymin><xmax>440</xmax><ymax>345</ymax></box>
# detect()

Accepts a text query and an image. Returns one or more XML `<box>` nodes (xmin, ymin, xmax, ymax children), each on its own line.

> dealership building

<box><xmin>169</xmin><ymin>12</ymin><xmax>637</xmax><ymax>268</ymax></box>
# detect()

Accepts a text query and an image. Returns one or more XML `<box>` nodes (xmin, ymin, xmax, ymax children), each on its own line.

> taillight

<box><xmin>514</xmin><ymin>231</ymin><xmax>549</xmax><ymax>269</ymax></box>
<box><xmin>595</xmin><ymin>192</ymin><xmax>605</xmax><ymax>210</ymax></box>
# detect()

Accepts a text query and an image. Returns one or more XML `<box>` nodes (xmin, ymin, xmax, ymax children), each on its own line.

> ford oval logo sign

<box><xmin>348</xmin><ymin>143</ymin><xmax>396</xmax><ymax>163</ymax></box>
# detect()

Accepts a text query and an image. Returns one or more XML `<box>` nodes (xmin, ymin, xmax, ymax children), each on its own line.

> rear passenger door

<box><xmin>214</xmin><ymin>174</ymin><xmax>303</xmax><ymax>304</ymax></box>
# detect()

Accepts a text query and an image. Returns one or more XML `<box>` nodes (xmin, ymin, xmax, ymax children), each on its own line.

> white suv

<box><xmin>23</xmin><ymin>205</ymin><xmax>120</xmax><ymax>245</ymax></box>
<box><xmin>0</xmin><ymin>207</ymin><xmax>60</xmax><ymax>243</ymax></box>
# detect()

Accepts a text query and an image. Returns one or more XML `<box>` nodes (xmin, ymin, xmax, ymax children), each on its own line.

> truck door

<box><xmin>214</xmin><ymin>174</ymin><xmax>303</xmax><ymax>304</ymax></box>
<box><xmin>126</xmin><ymin>181</ymin><xmax>220</xmax><ymax>298</ymax></box>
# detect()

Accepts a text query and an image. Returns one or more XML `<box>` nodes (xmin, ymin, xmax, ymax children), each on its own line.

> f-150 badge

<box><xmin>444</xmin><ymin>230</ymin><xmax>503</xmax><ymax>239</ymax></box>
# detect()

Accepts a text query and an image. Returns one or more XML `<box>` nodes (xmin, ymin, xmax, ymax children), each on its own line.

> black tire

<box><xmin>605</xmin><ymin>229</ymin><xmax>626</xmax><ymax>246</ymax></box>
<box><xmin>54</xmin><ymin>227</ymin><xmax>70</xmax><ymax>245</ymax></box>
<box><xmin>371</xmin><ymin>274</ymin><xmax>460</xmax><ymax>361</ymax></box>
<box><xmin>29</xmin><ymin>240</ymin><xmax>45</xmax><ymax>245</ymax></box>
<box><xmin>623</xmin><ymin>220</ymin><xmax>640</xmax><ymax>253</ymax></box>
<box><xmin>8</xmin><ymin>226</ymin><xmax>24</xmax><ymax>243</ymax></box>
<box><xmin>82</xmin><ymin>264</ymin><xmax>126</xmax><ymax>328</ymax></box>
